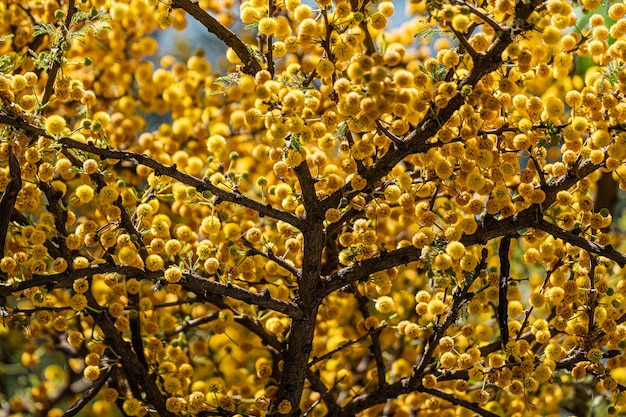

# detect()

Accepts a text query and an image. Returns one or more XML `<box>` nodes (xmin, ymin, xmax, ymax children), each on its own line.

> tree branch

<box><xmin>84</xmin><ymin>290</ymin><xmax>175</xmax><ymax>417</ymax></box>
<box><xmin>498</xmin><ymin>235</ymin><xmax>513</xmax><ymax>347</ymax></box>
<box><xmin>241</xmin><ymin>238</ymin><xmax>301</xmax><ymax>279</ymax></box>
<box><xmin>64</xmin><ymin>365</ymin><xmax>114</xmax><ymax>417</ymax></box>
<box><xmin>0</xmin><ymin>151</ymin><xmax>21</xmax><ymax>263</ymax></box>
<box><xmin>59</xmin><ymin>137</ymin><xmax>306</xmax><ymax>229</ymax></box>
<box><xmin>536</xmin><ymin>219</ymin><xmax>626</xmax><ymax>267</ymax></box>
<box><xmin>420</xmin><ymin>387</ymin><xmax>500</xmax><ymax>417</ymax></box>
<box><xmin>183</xmin><ymin>269</ymin><xmax>302</xmax><ymax>318</ymax></box>
<box><xmin>41</xmin><ymin>0</ymin><xmax>78</xmax><ymax>105</ymax></box>
<box><xmin>170</xmin><ymin>0</ymin><xmax>262</xmax><ymax>76</ymax></box>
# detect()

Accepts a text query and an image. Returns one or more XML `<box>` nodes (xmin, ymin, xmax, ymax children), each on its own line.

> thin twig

<box><xmin>375</xmin><ymin>119</ymin><xmax>403</xmax><ymax>148</ymax></box>
<box><xmin>64</xmin><ymin>366</ymin><xmax>114</xmax><ymax>417</ymax></box>
<box><xmin>170</xmin><ymin>0</ymin><xmax>262</xmax><ymax>75</ymax></box>
<box><xmin>454</xmin><ymin>0</ymin><xmax>506</xmax><ymax>35</ymax></box>
<box><xmin>498</xmin><ymin>235</ymin><xmax>512</xmax><ymax>347</ymax></box>
<box><xmin>241</xmin><ymin>238</ymin><xmax>301</xmax><ymax>278</ymax></box>
<box><xmin>420</xmin><ymin>387</ymin><xmax>500</xmax><ymax>417</ymax></box>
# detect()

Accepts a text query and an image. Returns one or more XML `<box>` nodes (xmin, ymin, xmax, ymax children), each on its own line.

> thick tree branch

<box><xmin>349</xmin><ymin>282</ymin><xmax>387</xmax><ymax>388</ymax></box>
<box><xmin>0</xmin><ymin>151</ymin><xmax>21</xmax><ymax>263</ymax></box>
<box><xmin>293</xmin><ymin>158</ymin><xmax>321</xmax><ymax>220</ymax></box>
<box><xmin>278</xmin><ymin>226</ymin><xmax>325</xmax><ymax>415</ymax></box>
<box><xmin>1</xmin><ymin>264</ymin><xmax>301</xmax><ymax>318</ymax></box>
<box><xmin>0</xmin><ymin>112</ymin><xmax>306</xmax><ymax>229</ymax></box>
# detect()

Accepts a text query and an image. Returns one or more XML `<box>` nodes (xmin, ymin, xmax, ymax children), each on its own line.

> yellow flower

<box><xmin>75</xmin><ymin>185</ymin><xmax>95</xmax><ymax>204</ymax></box>
<box><xmin>325</xmin><ymin>208</ymin><xmax>341</xmax><ymax>223</ymax></box>
<box><xmin>99</xmin><ymin>185</ymin><xmax>119</xmax><ymax>204</ymax></box>
<box><xmin>117</xmin><ymin>246</ymin><xmax>138</xmax><ymax>266</ymax></box>
<box><xmin>285</xmin><ymin>148</ymin><xmax>303</xmax><ymax>168</ymax></box>
<box><xmin>45</xmin><ymin>115</ymin><xmax>66</xmax><ymax>135</ymax></box>
<box><xmin>369</xmin><ymin>12</ymin><xmax>386</xmax><ymax>30</ymax></box>
<box><xmin>70</xmin><ymin>294</ymin><xmax>88</xmax><ymax>311</ymax></box>
<box><xmin>375</xmin><ymin>296</ymin><xmax>395</xmax><ymax>313</ymax></box>
<box><xmin>102</xmin><ymin>388</ymin><xmax>118</xmax><ymax>402</ymax></box>
<box><xmin>83</xmin><ymin>365</ymin><xmax>100</xmax><ymax>381</ymax></box>
<box><xmin>164</xmin><ymin>266</ymin><xmax>182</xmax><ymax>283</ymax></box>
<box><xmin>145</xmin><ymin>254</ymin><xmax>164</xmax><ymax>271</ymax></box>
<box><xmin>122</xmin><ymin>398</ymin><xmax>142</xmax><ymax>416</ymax></box>
<box><xmin>543</xmin><ymin>96</ymin><xmax>564</xmax><ymax>119</ymax></box>
<box><xmin>277</xmin><ymin>399</ymin><xmax>292</xmax><ymax>414</ymax></box>
<box><xmin>166</xmin><ymin>397</ymin><xmax>182</xmax><ymax>413</ymax></box>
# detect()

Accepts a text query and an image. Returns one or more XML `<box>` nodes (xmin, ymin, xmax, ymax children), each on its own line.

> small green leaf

<box><xmin>290</xmin><ymin>136</ymin><xmax>303</xmax><ymax>152</ymax></box>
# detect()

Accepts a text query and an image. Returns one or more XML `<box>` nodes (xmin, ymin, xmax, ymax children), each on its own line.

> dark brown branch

<box><xmin>58</xmin><ymin>137</ymin><xmax>306</xmax><ymax>229</ymax></box>
<box><xmin>277</xmin><ymin>225</ymin><xmax>325</xmax><ymax>416</ymax></box>
<box><xmin>375</xmin><ymin>119</ymin><xmax>403</xmax><ymax>147</ymax></box>
<box><xmin>305</xmin><ymin>369</ymin><xmax>342</xmax><ymax>416</ymax></box>
<box><xmin>454</xmin><ymin>0</ymin><xmax>506</xmax><ymax>35</ymax></box>
<box><xmin>183</xmin><ymin>269</ymin><xmax>302</xmax><ymax>318</ymax></box>
<box><xmin>293</xmin><ymin>158</ymin><xmax>321</xmax><ymax>220</ymax></box>
<box><xmin>163</xmin><ymin>311</ymin><xmax>219</xmax><ymax>339</ymax></box>
<box><xmin>64</xmin><ymin>366</ymin><xmax>114</xmax><ymax>417</ymax></box>
<box><xmin>241</xmin><ymin>239</ymin><xmax>301</xmax><ymax>279</ymax></box>
<box><xmin>348</xmin><ymin>0</ymin><xmax>376</xmax><ymax>55</ymax></box>
<box><xmin>0</xmin><ymin>264</ymin><xmax>157</xmax><ymax>296</ymax></box>
<box><xmin>498</xmin><ymin>235</ymin><xmax>512</xmax><ymax>347</ymax></box>
<box><xmin>449</xmin><ymin>27</ymin><xmax>481</xmax><ymax>63</ymax></box>
<box><xmin>536</xmin><ymin>219</ymin><xmax>626</xmax><ymax>267</ymax></box>
<box><xmin>1</xmin><ymin>263</ymin><xmax>301</xmax><ymax>318</ymax></box>
<box><xmin>529</xmin><ymin>150</ymin><xmax>548</xmax><ymax>188</ymax></box>
<box><xmin>322</xmin><ymin>246</ymin><xmax>423</xmax><ymax>296</ymax></box>
<box><xmin>41</xmin><ymin>0</ymin><xmax>77</xmax><ymax>105</ymax></box>
<box><xmin>83</xmin><ymin>290</ymin><xmax>174</xmax><ymax>416</ymax></box>
<box><xmin>587</xmin><ymin>256</ymin><xmax>598</xmax><ymax>336</ymax></box>
<box><xmin>309</xmin><ymin>326</ymin><xmax>383</xmax><ymax>366</ymax></box>
<box><xmin>0</xmin><ymin>151</ymin><xmax>21</xmax><ymax>264</ymax></box>
<box><xmin>349</xmin><ymin>282</ymin><xmax>387</xmax><ymax>388</ymax></box>
<box><xmin>0</xmin><ymin>113</ymin><xmax>306</xmax><ymax>230</ymax></box>
<box><xmin>170</xmin><ymin>0</ymin><xmax>262</xmax><ymax>76</ymax></box>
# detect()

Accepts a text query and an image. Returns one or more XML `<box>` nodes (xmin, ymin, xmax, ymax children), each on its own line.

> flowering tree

<box><xmin>2</xmin><ymin>0</ymin><xmax>626</xmax><ymax>415</ymax></box>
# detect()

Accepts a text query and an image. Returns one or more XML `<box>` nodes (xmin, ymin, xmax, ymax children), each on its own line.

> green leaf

<box><xmin>414</xmin><ymin>27</ymin><xmax>445</xmax><ymax>39</ymax></box>
<box><xmin>213</xmin><ymin>73</ymin><xmax>241</xmax><ymax>89</ymax></box>
<box><xmin>32</xmin><ymin>23</ymin><xmax>57</xmax><ymax>37</ymax></box>
<box><xmin>290</xmin><ymin>135</ymin><xmax>303</xmax><ymax>152</ymax></box>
